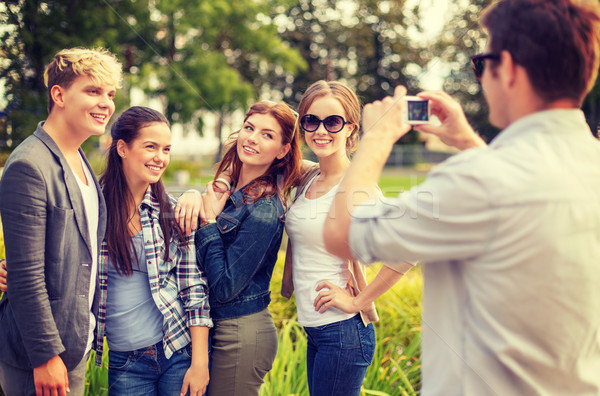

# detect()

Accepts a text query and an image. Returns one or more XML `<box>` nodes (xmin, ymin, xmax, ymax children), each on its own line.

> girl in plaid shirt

<box><xmin>95</xmin><ymin>106</ymin><xmax>212</xmax><ymax>395</ymax></box>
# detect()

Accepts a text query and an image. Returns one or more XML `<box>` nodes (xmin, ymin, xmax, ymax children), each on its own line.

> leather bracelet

<box><xmin>214</xmin><ymin>177</ymin><xmax>231</xmax><ymax>192</ymax></box>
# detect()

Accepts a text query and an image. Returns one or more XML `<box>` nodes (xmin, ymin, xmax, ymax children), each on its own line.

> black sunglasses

<box><xmin>300</xmin><ymin>114</ymin><xmax>350</xmax><ymax>133</ymax></box>
<box><xmin>471</xmin><ymin>53</ymin><xmax>501</xmax><ymax>79</ymax></box>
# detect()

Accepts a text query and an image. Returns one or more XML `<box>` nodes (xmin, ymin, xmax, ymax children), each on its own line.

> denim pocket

<box><xmin>358</xmin><ymin>322</ymin><xmax>376</xmax><ymax>364</ymax></box>
<box><xmin>108</xmin><ymin>350</ymin><xmax>134</xmax><ymax>370</ymax></box>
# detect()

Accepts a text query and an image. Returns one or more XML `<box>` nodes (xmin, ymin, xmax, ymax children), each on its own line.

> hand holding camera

<box><xmin>414</xmin><ymin>91</ymin><xmax>486</xmax><ymax>150</ymax></box>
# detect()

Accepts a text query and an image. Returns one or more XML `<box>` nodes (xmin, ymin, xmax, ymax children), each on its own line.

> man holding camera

<box><xmin>323</xmin><ymin>0</ymin><xmax>600</xmax><ymax>395</ymax></box>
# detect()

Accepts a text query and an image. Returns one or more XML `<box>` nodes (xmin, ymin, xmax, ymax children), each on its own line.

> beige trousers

<box><xmin>207</xmin><ymin>308</ymin><xmax>278</xmax><ymax>396</ymax></box>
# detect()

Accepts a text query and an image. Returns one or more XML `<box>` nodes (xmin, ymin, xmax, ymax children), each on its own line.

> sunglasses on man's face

<box><xmin>300</xmin><ymin>114</ymin><xmax>349</xmax><ymax>133</ymax></box>
<box><xmin>471</xmin><ymin>53</ymin><xmax>501</xmax><ymax>80</ymax></box>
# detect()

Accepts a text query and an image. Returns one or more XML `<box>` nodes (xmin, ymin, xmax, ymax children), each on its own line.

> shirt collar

<box><xmin>140</xmin><ymin>185</ymin><xmax>160</xmax><ymax>216</ymax></box>
<box><xmin>489</xmin><ymin>109</ymin><xmax>589</xmax><ymax>148</ymax></box>
<box><xmin>229</xmin><ymin>188</ymin><xmax>245</xmax><ymax>208</ymax></box>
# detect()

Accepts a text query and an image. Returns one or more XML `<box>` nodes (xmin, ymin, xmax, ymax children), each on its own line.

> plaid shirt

<box><xmin>95</xmin><ymin>187</ymin><xmax>212</xmax><ymax>365</ymax></box>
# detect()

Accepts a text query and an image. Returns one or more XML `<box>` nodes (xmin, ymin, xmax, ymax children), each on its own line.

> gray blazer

<box><xmin>0</xmin><ymin>122</ymin><xmax>107</xmax><ymax>370</ymax></box>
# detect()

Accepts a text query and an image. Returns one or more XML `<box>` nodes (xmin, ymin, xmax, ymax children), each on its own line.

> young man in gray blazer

<box><xmin>0</xmin><ymin>48</ymin><xmax>122</xmax><ymax>396</ymax></box>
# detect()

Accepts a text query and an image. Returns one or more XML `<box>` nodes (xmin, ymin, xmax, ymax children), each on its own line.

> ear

<box><xmin>277</xmin><ymin>143</ymin><xmax>291</xmax><ymax>160</ymax></box>
<box><xmin>346</xmin><ymin>123</ymin><xmax>356</xmax><ymax>139</ymax></box>
<box><xmin>498</xmin><ymin>50</ymin><xmax>517</xmax><ymax>88</ymax></box>
<box><xmin>116</xmin><ymin>139</ymin><xmax>128</xmax><ymax>158</ymax></box>
<box><xmin>50</xmin><ymin>85</ymin><xmax>66</xmax><ymax>109</ymax></box>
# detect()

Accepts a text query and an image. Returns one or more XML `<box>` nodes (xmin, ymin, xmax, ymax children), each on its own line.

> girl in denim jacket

<box><xmin>191</xmin><ymin>101</ymin><xmax>302</xmax><ymax>396</ymax></box>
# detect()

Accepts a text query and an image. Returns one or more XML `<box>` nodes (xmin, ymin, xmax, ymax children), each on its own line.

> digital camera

<box><xmin>403</xmin><ymin>96</ymin><xmax>430</xmax><ymax>125</ymax></box>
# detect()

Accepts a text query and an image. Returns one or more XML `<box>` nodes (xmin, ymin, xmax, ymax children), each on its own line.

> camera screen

<box><xmin>407</xmin><ymin>100</ymin><xmax>429</xmax><ymax>121</ymax></box>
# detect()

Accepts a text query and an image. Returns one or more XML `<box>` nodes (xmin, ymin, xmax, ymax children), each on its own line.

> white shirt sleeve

<box><xmin>349</xmin><ymin>152</ymin><xmax>496</xmax><ymax>265</ymax></box>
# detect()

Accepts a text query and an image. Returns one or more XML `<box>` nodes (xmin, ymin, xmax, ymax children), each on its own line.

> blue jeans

<box><xmin>304</xmin><ymin>315</ymin><xmax>376</xmax><ymax>396</ymax></box>
<box><xmin>108</xmin><ymin>341</ymin><xmax>193</xmax><ymax>396</ymax></box>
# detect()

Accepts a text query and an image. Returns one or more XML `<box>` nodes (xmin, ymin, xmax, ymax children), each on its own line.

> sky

<box><xmin>407</xmin><ymin>0</ymin><xmax>454</xmax><ymax>90</ymax></box>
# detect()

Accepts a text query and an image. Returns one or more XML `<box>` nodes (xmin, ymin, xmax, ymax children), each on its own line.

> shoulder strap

<box><xmin>293</xmin><ymin>163</ymin><xmax>320</xmax><ymax>202</ymax></box>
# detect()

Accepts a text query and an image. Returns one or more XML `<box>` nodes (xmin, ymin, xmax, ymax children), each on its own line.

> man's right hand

<box><xmin>33</xmin><ymin>355</ymin><xmax>69</xmax><ymax>396</ymax></box>
<box><xmin>414</xmin><ymin>91</ymin><xmax>487</xmax><ymax>150</ymax></box>
<box><xmin>0</xmin><ymin>259</ymin><xmax>7</xmax><ymax>292</ymax></box>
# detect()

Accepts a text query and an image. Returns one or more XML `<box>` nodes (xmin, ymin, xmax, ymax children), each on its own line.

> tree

<box><xmin>271</xmin><ymin>0</ymin><xmax>424</xmax><ymax>104</ymax></box>
<box><xmin>0</xmin><ymin>0</ymin><xmax>141</xmax><ymax>149</ymax></box>
<box><xmin>0</xmin><ymin>0</ymin><xmax>307</xmax><ymax>156</ymax></box>
<box><xmin>431</xmin><ymin>0</ymin><xmax>498</xmax><ymax>142</ymax></box>
<box><xmin>132</xmin><ymin>0</ymin><xmax>307</xmax><ymax>160</ymax></box>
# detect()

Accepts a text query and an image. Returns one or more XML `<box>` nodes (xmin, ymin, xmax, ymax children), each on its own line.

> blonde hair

<box><xmin>297</xmin><ymin>80</ymin><xmax>361</xmax><ymax>154</ymax></box>
<box><xmin>44</xmin><ymin>47</ymin><xmax>123</xmax><ymax>113</ymax></box>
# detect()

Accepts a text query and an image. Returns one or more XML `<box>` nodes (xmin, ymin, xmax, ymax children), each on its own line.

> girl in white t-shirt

<box><xmin>283</xmin><ymin>81</ymin><xmax>409</xmax><ymax>396</ymax></box>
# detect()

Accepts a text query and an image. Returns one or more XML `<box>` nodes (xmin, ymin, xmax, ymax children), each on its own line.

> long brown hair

<box><xmin>100</xmin><ymin>106</ymin><xmax>183</xmax><ymax>275</ymax></box>
<box><xmin>215</xmin><ymin>101</ymin><xmax>302</xmax><ymax>205</ymax></box>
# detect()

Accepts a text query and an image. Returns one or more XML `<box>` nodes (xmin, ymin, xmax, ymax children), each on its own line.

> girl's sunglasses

<box><xmin>300</xmin><ymin>114</ymin><xmax>349</xmax><ymax>133</ymax></box>
<box><xmin>471</xmin><ymin>53</ymin><xmax>500</xmax><ymax>80</ymax></box>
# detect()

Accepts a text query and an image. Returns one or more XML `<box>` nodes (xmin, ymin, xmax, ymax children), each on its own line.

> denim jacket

<box><xmin>195</xmin><ymin>186</ymin><xmax>285</xmax><ymax>320</ymax></box>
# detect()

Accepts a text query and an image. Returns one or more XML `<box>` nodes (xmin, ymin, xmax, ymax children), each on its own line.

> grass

<box><xmin>378</xmin><ymin>172</ymin><xmax>426</xmax><ymax>198</ymax></box>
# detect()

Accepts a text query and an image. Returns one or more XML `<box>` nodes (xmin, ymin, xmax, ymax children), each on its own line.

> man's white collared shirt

<box><xmin>350</xmin><ymin>109</ymin><xmax>600</xmax><ymax>395</ymax></box>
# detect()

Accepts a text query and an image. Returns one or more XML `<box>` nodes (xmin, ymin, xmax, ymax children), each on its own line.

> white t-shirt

<box><xmin>285</xmin><ymin>174</ymin><xmax>355</xmax><ymax>327</ymax></box>
<box><xmin>350</xmin><ymin>109</ymin><xmax>600</xmax><ymax>395</ymax></box>
<box><xmin>75</xmin><ymin>153</ymin><xmax>99</xmax><ymax>354</ymax></box>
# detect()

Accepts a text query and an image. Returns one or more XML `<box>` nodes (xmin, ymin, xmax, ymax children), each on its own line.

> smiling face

<box><xmin>57</xmin><ymin>75</ymin><xmax>116</xmax><ymax>139</ymax></box>
<box><xmin>236</xmin><ymin>112</ymin><xmax>290</xmax><ymax>175</ymax></box>
<box><xmin>303</xmin><ymin>95</ymin><xmax>354</xmax><ymax>160</ymax></box>
<box><xmin>118</xmin><ymin>122</ymin><xmax>172</xmax><ymax>190</ymax></box>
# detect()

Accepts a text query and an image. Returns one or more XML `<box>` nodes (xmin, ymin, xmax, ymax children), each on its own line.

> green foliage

<box><xmin>271</xmin><ymin>0</ymin><xmax>424</xmax><ymax>109</ymax></box>
<box><xmin>261</xmin><ymin>318</ymin><xmax>310</xmax><ymax>395</ymax></box>
<box><xmin>85</xmin><ymin>344</ymin><xmax>109</xmax><ymax>396</ymax></box>
<box><xmin>378</xmin><ymin>174</ymin><xmax>426</xmax><ymax>197</ymax></box>
<box><xmin>0</xmin><ymin>0</ymin><xmax>140</xmax><ymax>146</ymax></box>
<box><xmin>0</xmin><ymin>0</ymin><xmax>306</xmax><ymax>146</ymax></box>
<box><xmin>434</xmin><ymin>0</ymin><xmax>500</xmax><ymax>142</ymax></box>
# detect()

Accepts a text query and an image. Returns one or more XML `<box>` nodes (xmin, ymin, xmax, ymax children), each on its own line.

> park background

<box><xmin>1</xmin><ymin>0</ymin><xmax>600</xmax><ymax>395</ymax></box>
